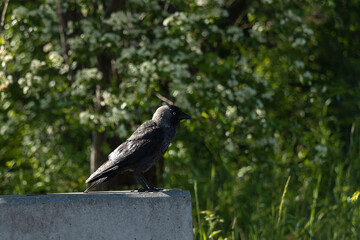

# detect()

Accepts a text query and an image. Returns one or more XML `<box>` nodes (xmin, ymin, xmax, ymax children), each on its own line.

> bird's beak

<box><xmin>178</xmin><ymin>112</ymin><xmax>192</xmax><ymax>120</ymax></box>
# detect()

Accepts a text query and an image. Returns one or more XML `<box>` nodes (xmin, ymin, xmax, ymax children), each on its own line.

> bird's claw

<box><xmin>137</xmin><ymin>188</ymin><xmax>163</xmax><ymax>192</ymax></box>
<box><xmin>137</xmin><ymin>188</ymin><xmax>148</xmax><ymax>192</ymax></box>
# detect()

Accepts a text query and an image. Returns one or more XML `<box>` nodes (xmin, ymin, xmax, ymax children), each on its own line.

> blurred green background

<box><xmin>1</xmin><ymin>0</ymin><xmax>360</xmax><ymax>239</ymax></box>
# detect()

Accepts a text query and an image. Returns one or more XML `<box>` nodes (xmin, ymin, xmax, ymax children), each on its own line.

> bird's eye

<box><xmin>172</xmin><ymin>112</ymin><xmax>176</xmax><ymax>115</ymax></box>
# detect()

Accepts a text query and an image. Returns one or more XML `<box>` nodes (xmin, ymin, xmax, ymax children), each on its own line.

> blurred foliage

<box><xmin>1</xmin><ymin>0</ymin><xmax>360</xmax><ymax>239</ymax></box>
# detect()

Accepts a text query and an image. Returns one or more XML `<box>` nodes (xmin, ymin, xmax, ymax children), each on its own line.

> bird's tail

<box><xmin>84</xmin><ymin>177</ymin><xmax>107</xmax><ymax>193</ymax></box>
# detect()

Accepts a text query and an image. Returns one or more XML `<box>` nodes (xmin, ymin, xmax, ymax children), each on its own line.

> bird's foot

<box><xmin>137</xmin><ymin>187</ymin><xmax>163</xmax><ymax>192</ymax></box>
<box><xmin>149</xmin><ymin>187</ymin><xmax>163</xmax><ymax>192</ymax></box>
<box><xmin>137</xmin><ymin>188</ymin><xmax>150</xmax><ymax>192</ymax></box>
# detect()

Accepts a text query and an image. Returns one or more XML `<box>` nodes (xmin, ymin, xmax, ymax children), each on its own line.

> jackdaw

<box><xmin>84</xmin><ymin>105</ymin><xmax>191</xmax><ymax>193</ymax></box>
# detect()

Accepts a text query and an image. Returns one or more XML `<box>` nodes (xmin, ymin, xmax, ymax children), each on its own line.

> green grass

<box><xmin>190</xmin><ymin>123</ymin><xmax>360</xmax><ymax>239</ymax></box>
<box><xmin>277</xmin><ymin>175</ymin><xmax>291</xmax><ymax>227</ymax></box>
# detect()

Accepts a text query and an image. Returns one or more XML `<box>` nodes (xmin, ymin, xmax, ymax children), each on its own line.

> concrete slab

<box><xmin>0</xmin><ymin>189</ymin><xmax>193</xmax><ymax>240</ymax></box>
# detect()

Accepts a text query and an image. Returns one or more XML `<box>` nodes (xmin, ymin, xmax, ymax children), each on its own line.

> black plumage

<box><xmin>84</xmin><ymin>105</ymin><xmax>191</xmax><ymax>193</ymax></box>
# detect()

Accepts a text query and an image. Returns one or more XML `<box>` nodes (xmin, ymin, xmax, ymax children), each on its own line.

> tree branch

<box><xmin>156</xmin><ymin>93</ymin><xmax>174</xmax><ymax>105</ymax></box>
<box><xmin>1</xmin><ymin>0</ymin><xmax>9</xmax><ymax>30</ymax></box>
<box><xmin>57</xmin><ymin>2</ymin><xmax>74</xmax><ymax>82</ymax></box>
<box><xmin>105</xmin><ymin>0</ymin><xmax>126</xmax><ymax>17</ymax></box>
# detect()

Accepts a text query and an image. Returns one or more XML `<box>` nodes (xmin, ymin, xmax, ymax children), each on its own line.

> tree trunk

<box><xmin>88</xmin><ymin>0</ymin><xmax>126</xmax><ymax>191</ymax></box>
<box><xmin>89</xmin><ymin>0</ymin><xmax>165</xmax><ymax>191</ymax></box>
<box><xmin>90</xmin><ymin>130</ymin><xmax>105</xmax><ymax>173</ymax></box>
<box><xmin>89</xmin><ymin>83</ymin><xmax>106</xmax><ymax>190</ymax></box>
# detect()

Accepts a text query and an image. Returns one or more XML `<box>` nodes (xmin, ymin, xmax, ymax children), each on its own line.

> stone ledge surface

<box><xmin>0</xmin><ymin>189</ymin><xmax>193</xmax><ymax>240</ymax></box>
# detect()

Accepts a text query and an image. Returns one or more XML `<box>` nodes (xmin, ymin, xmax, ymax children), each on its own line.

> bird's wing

<box><xmin>85</xmin><ymin>120</ymin><xmax>165</xmax><ymax>183</ymax></box>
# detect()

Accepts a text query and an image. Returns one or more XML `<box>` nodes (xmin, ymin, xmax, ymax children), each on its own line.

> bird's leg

<box><xmin>135</xmin><ymin>174</ymin><xmax>150</xmax><ymax>192</ymax></box>
<box><xmin>139</xmin><ymin>174</ymin><xmax>163</xmax><ymax>192</ymax></box>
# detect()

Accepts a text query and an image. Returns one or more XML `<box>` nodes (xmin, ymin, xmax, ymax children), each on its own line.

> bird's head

<box><xmin>152</xmin><ymin>105</ymin><xmax>191</xmax><ymax>127</ymax></box>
